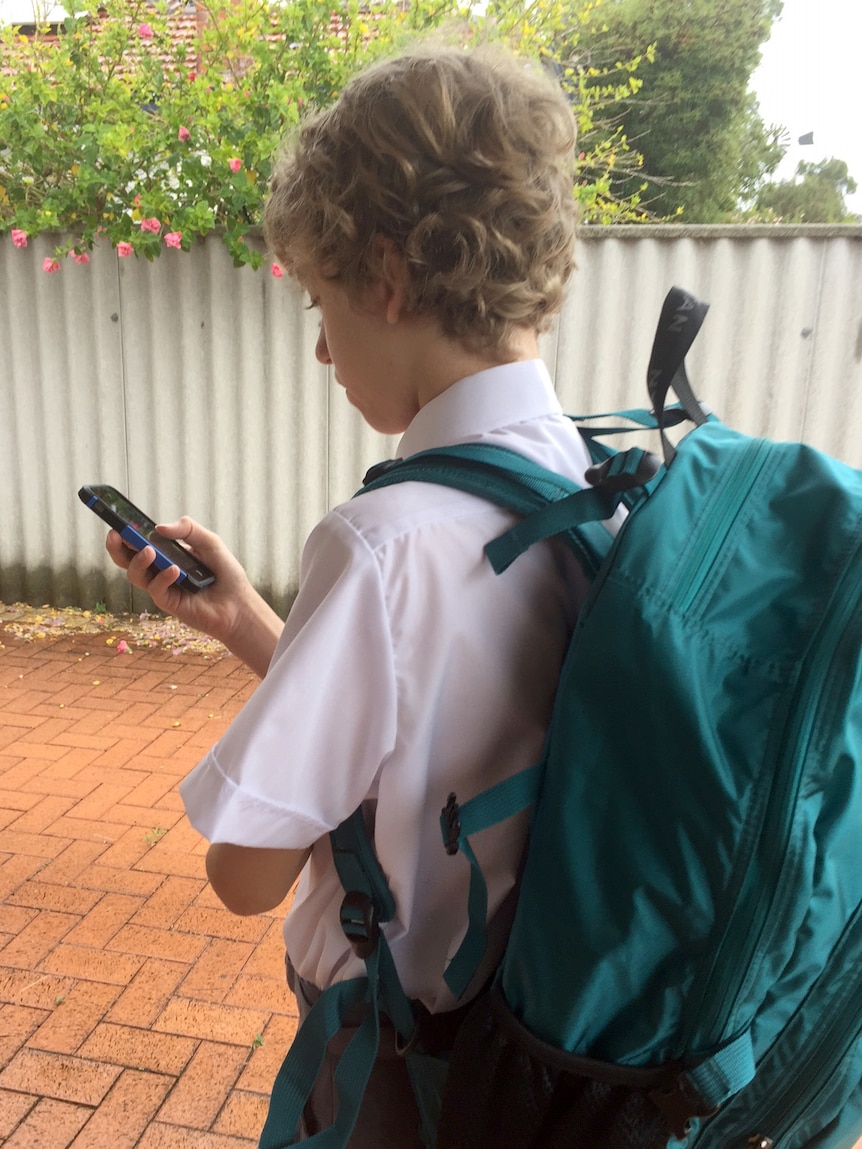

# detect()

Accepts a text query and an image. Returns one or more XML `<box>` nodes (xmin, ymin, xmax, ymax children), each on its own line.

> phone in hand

<box><xmin>78</xmin><ymin>484</ymin><xmax>216</xmax><ymax>592</ymax></box>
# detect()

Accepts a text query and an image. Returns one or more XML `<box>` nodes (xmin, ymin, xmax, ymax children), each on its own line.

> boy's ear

<box><xmin>372</xmin><ymin>236</ymin><xmax>411</xmax><ymax>325</ymax></box>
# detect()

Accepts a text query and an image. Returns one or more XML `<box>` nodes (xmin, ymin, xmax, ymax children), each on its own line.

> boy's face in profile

<box><xmin>305</xmin><ymin>272</ymin><xmax>426</xmax><ymax>437</ymax></box>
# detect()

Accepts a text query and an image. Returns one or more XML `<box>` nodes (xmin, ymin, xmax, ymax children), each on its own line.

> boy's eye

<box><xmin>306</xmin><ymin>296</ymin><xmax>320</xmax><ymax>311</ymax></box>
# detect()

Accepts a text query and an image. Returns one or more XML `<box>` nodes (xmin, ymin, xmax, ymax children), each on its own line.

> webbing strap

<box><xmin>572</xmin><ymin>404</ymin><xmax>695</xmax><ymax>441</ymax></box>
<box><xmin>258</xmin><ymin>811</ymin><xmax>418</xmax><ymax>1147</ymax></box>
<box><xmin>686</xmin><ymin>1029</ymin><xmax>756</xmax><ymax>1110</ymax></box>
<box><xmin>485</xmin><ymin>486</ymin><xmax>621</xmax><ymax>573</ymax></box>
<box><xmin>364</xmin><ymin>441</ymin><xmax>585</xmax><ymax>502</ymax></box>
<box><xmin>483</xmin><ymin>446</ymin><xmax>657</xmax><ymax>572</ymax></box>
<box><xmin>330</xmin><ymin>808</ymin><xmax>396</xmax><ymax>924</ymax></box>
<box><xmin>571</xmin><ymin>406</ymin><xmax>659</xmax><ymax>426</ymax></box>
<box><xmin>442</xmin><ymin>834</ymin><xmax>487</xmax><ymax>1002</ymax></box>
<box><xmin>258</xmin><ymin>974</ymin><xmax>377</xmax><ymax>1147</ymax></box>
<box><xmin>329</xmin><ymin>809</ymin><xmax>415</xmax><ymax>1039</ymax></box>
<box><xmin>647</xmin><ymin>287</ymin><xmax>710</xmax><ymax>463</ymax></box>
<box><xmin>405</xmin><ymin>1052</ymin><xmax>450</xmax><ymax>1149</ymax></box>
<box><xmin>440</xmin><ymin>764</ymin><xmax>542</xmax><ymax>1000</ymax></box>
<box><xmin>451</xmin><ymin>762</ymin><xmax>542</xmax><ymax>839</ymax></box>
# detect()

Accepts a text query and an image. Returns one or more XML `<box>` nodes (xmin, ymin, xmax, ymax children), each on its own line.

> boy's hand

<box><xmin>106</xmin><ymin>517</ymin><xmax>283</xmax><ymax>677</ymax></box>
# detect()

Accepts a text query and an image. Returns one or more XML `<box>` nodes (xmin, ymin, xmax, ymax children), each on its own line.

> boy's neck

<box><xmin>415</xmin><ymin>324</ymin><xmax>540</xmax><ymax>410</ymax></box>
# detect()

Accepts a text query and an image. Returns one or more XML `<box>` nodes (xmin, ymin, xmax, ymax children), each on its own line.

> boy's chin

<box><xmin>348</xmin><ymin>397</ymin><xmax>412</xmax><ymax>437</ymax></box>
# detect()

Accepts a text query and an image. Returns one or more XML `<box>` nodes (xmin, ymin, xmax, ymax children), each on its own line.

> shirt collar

<box><xmin>398</xmin><ymin>359</ymin><xmax>562</xmax><ymax>458</ymax></box>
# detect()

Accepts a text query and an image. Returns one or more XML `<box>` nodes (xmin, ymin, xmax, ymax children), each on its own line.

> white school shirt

<box><xmin>181</xmin><ymin>359</ymin><xmax>617</xmax><ymax>1012</ymax></box>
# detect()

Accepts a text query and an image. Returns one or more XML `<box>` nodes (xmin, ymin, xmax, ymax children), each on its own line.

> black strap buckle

<box><xmin>340</xmin><ymin>891</ymin><xmax>380</xmax><ymax>959</ymax></box>
<box><xmin>649</xmin><ymin>1071</ymin><xmax>719</xmax><ymax>1141</ymax></box>
<box><xmin>585</xmin><ymin>451</ymin><xmax>662</xmax><ymax>493</ymax></box>
<box><xmin>442</xmin><ymin>793</ymin><xmax>461</xmax><ymax>856</ymax></box>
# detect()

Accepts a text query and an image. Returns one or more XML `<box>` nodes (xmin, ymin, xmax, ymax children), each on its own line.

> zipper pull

<box><xmin>747</xmin><ymin>1137</ymin><xmax>773</xmax><ymax>1148</ymax></box>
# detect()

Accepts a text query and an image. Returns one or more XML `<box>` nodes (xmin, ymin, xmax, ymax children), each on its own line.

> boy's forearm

<box><xmin>223</xmin><ymin>594</ymin><xmax>285</xmax><ymax>677</ymax></box>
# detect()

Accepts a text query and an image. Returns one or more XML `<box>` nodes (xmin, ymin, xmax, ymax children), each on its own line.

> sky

<box><xmin>751</xmin><ymin>0</ymin><xmax>862</xmax><ymax>212</ymax></box>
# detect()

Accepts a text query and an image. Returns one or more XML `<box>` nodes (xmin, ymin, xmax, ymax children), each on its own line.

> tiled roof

<box><xmin>1</xmin><ymin>1</ymin><xmax>352</xmax><ymax>78</ymax></box>
<box><xmin>1</xmin><ymin>3</ymin><xmax>207</xmax><ymax>77</ymax></box>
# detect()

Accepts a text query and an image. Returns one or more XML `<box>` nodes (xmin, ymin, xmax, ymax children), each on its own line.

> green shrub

<box><xmin>0</xmin><ymin>0</ymin><xmax>646</xmax><ymax>273</ymax></box>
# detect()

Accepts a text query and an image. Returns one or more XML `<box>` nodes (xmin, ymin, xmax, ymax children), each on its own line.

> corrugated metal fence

<box><xmin>2</xmin><ymin>225</ymin><xmax>861</xmax><ymax>612</ymax></box>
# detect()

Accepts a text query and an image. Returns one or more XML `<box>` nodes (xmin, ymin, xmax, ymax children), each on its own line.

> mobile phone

<box><xmin>78</xmin><ymin>484</ymin><xmax>216</xmax><ymax>592</ymax></box>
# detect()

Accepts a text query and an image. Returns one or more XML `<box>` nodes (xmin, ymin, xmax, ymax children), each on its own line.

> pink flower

<box><xmin>117</xmin><ymin>242</ymin><xmax>133</xmax><ymax>257</ymax></box>
<box><xmin>178</xmin><ymin>125</ymin><xmax>190</xmax><ymax>142</ymax></box>
<box><xmin>270</xmin><ymin>263</ymin><xmax>284</xmax><ymax>279</ymax></box>
<box><xmin>11</xmin><ymin>229</ymin><xmax>28</xmax><ymax>248</ymax></box>
<box><xmin>72</xmin><ymin>252</ymin><xmax>90</xmax><ymax>265</ymax></box>
<box><xmin>116</xmin><ymin>640</ymin><xmax>130</xmax><ymax>655</ymax></box>
<box><xmin>187</xmin><ymin>71</ymin><xmax>197</xmax><ymax>82</ymax></box>
<box><xmin>138</xmin><ymin>22</ymin><xmax>153</xmax><ymax>38</ymax></box>
<box><xmin>42</xmin><ymin>257</ymin><xmax>60</xmax><ymax>273</ymax></box>
<box><xmin>140</xmin><ymin>217</ymin><xmax>161</xmax><ymax>234</ymax></box>
<box><xmin>228</xmin><ymin>157</ymin><xmax>242</xmax><ymax>173</ymax></box>
<box><xmin>164</xmin><ymin>231</ymin><xmax>182</xmax><ymax>249</ymax></box>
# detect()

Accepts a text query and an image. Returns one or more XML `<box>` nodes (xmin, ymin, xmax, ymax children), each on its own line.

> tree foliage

<box><xmin>754</xmin><ymin>158</ymin><xmax>860</xmax><ymax>224</ymax></box>
<box><xmin>482</xmin><ymin>0</ymin><xmax>655</xmax><ymax>222</ymax></box>
<box><xmin>578</xmin><ymin>0</ymin><xmax>785</xmax><ymax>220</ymax></box>
<box><xmin>0</xmin><ymin>0</ymin><xmax>650</xmax><ymax>272</ymax></box>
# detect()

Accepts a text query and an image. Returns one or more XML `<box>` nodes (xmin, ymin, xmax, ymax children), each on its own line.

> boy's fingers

<box><xmin>106</xmin><ymin>529</ymin><xmax>136</xmax><ymax>569</ymax></box>
<box><xmin>147</xmin><ymin>564</ymin><xmax>183</xmax><ymax>598</ymax></box>
<box><xmin>155</xmin><ymin>516</ymin><xmax>212</xmax><ymax>551</ymax></box>
<box><xmin>123</xmin><ymin>545</ymin><xmax>157</xmax><ymax>588</ymax></box>
<box><xmin>111</xmin><ymin>543</ymin><xmax>177</xmax><ymax>595</ymax></box>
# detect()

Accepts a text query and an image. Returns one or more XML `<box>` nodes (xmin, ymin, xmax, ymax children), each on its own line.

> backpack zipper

<box><xmin>691</xmin><ymin>531</ymin><xmax>862</xmax><ymax>1045</ymax></box>
<box><xmin>701</xmin><ymin>903</ymin><xmax>862</xmax><ymax>1148</ymax></box>
<box><xmin>745</xmin><ymin>945</ymin><xmax>862</xmax><ymax>1147</ymax></box>
<box><xmin>671</xmin><ymin>437</ymin><xmax>772</xmax><ymax>614</ymax></box>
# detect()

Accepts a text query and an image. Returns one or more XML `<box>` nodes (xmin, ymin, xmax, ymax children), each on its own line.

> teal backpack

<box><xmin>260</xmin><ymin>287</ymin><xmax>862</xmax><ymax>1149</ymax></box>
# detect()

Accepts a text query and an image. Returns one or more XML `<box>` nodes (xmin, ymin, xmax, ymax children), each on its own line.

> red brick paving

<box><xmin>5</xmin><ymin>628</ymin><xmax>862</xmax><ymax>1149</ymax></box>
<box><xmin>0</xmin><ymin>630</ymin><xmax>298</xmax><ymax>1147</ymax></box>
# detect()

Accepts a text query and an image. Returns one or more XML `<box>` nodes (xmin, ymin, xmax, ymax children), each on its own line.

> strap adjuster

<box><xmin>340</xmin><ymin>890</ymin><xmax>379</xmax><ymax>959</ymax></box>
<box><xmin>442</xmin><ymin>793</ymin><xmax>461</xmax><ymax>855</ymax></box>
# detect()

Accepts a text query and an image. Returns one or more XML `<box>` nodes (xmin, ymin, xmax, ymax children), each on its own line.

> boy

<box><xmin>108</xmin><ymin>42</ymin><xmax>617</xmax><ymax>1145</ymax></box>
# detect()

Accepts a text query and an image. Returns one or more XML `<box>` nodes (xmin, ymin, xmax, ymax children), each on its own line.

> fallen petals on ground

<box><xmin>0</xmin><ymin>602</ymin><xmax>229</xmax><ymax>657</ymax></box>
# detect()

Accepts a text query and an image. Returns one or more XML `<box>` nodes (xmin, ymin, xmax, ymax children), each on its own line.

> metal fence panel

<box><xmin>2</xmin><ymin>227</ymin><xmax>860</xmax><ymax>610</ymax></box>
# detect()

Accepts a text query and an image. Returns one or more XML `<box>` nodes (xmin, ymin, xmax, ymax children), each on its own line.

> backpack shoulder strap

<box><xmin>359</xmin><ymin>442</ymin><xmax>658</xmax><ymax>579</ymax></box>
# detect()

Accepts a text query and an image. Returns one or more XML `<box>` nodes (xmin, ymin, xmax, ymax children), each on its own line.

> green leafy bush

<box><xmin>0</xmin><ymin>0</ymin><xmax>647</xmax><ymax>273</ymax></box>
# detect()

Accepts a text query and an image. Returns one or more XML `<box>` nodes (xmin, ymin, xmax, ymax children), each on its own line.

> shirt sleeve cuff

<box><xmin>180</xmin><ymin>749</ymin><xmax>330</xmax><ymax>849</ymax></box>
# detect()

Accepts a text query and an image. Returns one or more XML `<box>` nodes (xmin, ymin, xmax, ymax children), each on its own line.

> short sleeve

<box><xmin>180</xmin><ymin>510</ymin><xmax>398</xmax><ymax>849</ymax></box>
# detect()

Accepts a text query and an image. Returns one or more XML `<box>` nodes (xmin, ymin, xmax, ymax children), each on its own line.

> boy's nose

<box><xmin>315</xmin><ymin>322</ymin><xmax>331</xmax><ymax>365</ymax></box>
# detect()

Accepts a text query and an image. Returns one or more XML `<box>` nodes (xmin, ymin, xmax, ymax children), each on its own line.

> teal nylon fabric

<box><xmin>499</xmin><ymin>423</ymin><xmax>862</xmax><ymax>1069</ymax></box>
<box><xmin>486</xmin><ymin>419</ymin><xmax>862</xmax><ymax>1148</ymax></box>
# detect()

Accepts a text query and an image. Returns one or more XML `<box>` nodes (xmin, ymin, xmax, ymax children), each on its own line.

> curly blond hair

<box><xmin>263</xmin><ymin>43</ymin><xmax>578</xmax><ymax>355</ymax></box>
